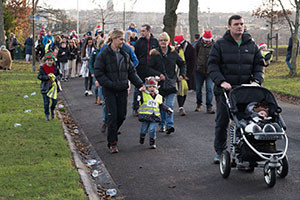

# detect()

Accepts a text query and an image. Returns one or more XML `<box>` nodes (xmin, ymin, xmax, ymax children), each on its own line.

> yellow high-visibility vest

<box><xmin>138</xmin><ymin>92</ymin><xmax>163</xmax><ymax>117</ymax></box>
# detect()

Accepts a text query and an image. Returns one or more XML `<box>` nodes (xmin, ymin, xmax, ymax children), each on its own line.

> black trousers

<box><xmin>103</xmin><ymin>88</ymin><xmax>128</xmax><ymax>144</ymax></box>
<box><xmin>84</xmin><ymin>73</ymin><xmax>93</xmax><ymax>90</ymax></box>
<box><xmin>214</xmin><ymin>94</ymin><xmax>230</xmax><ymax>154</ymax></box>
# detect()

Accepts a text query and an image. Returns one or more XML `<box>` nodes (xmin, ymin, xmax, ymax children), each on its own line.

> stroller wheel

<box><xmin>277</xmin><ymin>156</ymin><xmax>289</xmax><ymax>178</ymax></box>
<box><xmin>264</xmin><ymin>162</ymin><xmax>276</xmax><ymax>188</ymax></box>
<box><xmin>220</xmin><ymin>150</ymin><xmax>231</xmax><ymax>178</ymax></box>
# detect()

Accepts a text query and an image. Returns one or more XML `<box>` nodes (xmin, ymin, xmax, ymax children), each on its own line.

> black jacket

<box><xmin>94</xmin><ymin>45</ymin><xmax>143</xmax><ymax>92</ymax></box>
<box><xmin>147</xmin><ymin>46</ymin><xmax>186</xmax><ymax>97</ymax></box>
<box><xmin>195</xmin><ymin>39</ymin><xmax>214</xmax><ymax>76</ymax></box>
<box><xmin>208</xmin><ymin>30</ymin><xmax>264</xmax><ymax>95</ymax></box>
<box><xmin>68</xmin><ymin>46</ymin><xmax>77</xmax><ymax>60</ymax></box>
<box><xmin>57</xmin><ymin>47</ymin><xmax>69</xmax><ymax>63</ymax></box>
<box><xmin>37</xmin><ymin>64</ymin><xmax>61</xmax><ymax>94</ymax></box>
<box><xmin>134</xmin><ymin>34</ymin><xmax>159</xmax><ymax>81</ymax></box>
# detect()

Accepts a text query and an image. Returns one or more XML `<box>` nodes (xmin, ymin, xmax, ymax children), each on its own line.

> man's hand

<box><xmin>178</xmin><ymin>75</ymin><xmax>183</xmax><ymax>81</ymax></box>
<box><xmin>139</xmin><ymin>85</ymin><xmax>146</xmax><ymax>91</ymax></box>
<box><xmin>250</xmin><ymin>81</ymin><xmax>260</xmax><ymax>86</ymax></box>
<box><xmin>220</xmin><ymin>81</ymin><xmax>232</xmax><ymax>91</ymax></box>
<box><xmin>160</xmin><ymin>74</ymin><xmax>165</xmax><ymax>81</ymax></box>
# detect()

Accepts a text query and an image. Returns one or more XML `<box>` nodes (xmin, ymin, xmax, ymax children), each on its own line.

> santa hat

<box><xmin>258</xmin><ymin>43</ymin><xmax>267</xmax><ymax>49</ymax></box>
<box><xmin>96</xmin><ymin>25</ymin><xmax>101</xmax><ymax>29</ymax></box>
<box><xmin>174</xmin><ymin>35</ymin><xmax>185</xmax><ymax>44</ymax></box>
<box><xmin>145</xmin><ymin>76</ymin><xmax>159</xmax><ymax>88</ymax></box>
<box><xmin>202</xmin><ymin>30</ymin><xmax>213</xmax><ymax>41</ymax></box>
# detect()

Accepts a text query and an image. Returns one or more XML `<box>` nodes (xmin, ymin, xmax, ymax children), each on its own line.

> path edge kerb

<box><xmin>58</xmin><ymin>93</ymin><xmax>120</xmax><ymax>199</ymax></box>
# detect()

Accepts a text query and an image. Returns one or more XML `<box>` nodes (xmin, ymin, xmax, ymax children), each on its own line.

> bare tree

<box><xmin>163</xmin><ymin>0</ymin><xmax>180</xmax><ymax>44</ymax></box>
<box><xmin>0</xmin><ymin>0</ymin><xmax>5</xmax><ymax>45</ymax></box>
<box><xmin>253</xmin><ymin>0</ymin><xmax>291</xmax><ymax>48</ymax></box>
<box><xmin>278</xmin><ymin>0</ymin><xmax>300</xmax><ymax>76</ymax></box>
<box><xmin>92</xmin><ymin>0</ymin><xmax>115</xmax><ymax>33</ymax></box>
<box><xmin>189</xmin><ymin>0</ymin><xmax>198</xmax><ymax>43</ymax></box>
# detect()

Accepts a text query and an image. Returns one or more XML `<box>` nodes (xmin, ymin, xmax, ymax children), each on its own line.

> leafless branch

<box><xmin>277</xmin><ymin>0</ymin><xmax>294</xmax><ymax>32</ymax></box>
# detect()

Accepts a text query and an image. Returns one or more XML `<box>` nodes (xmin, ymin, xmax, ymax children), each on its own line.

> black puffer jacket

<box><xmin>147</xmin><ymin>46</ymin><xmax>186</xmax><ymax>97</ymax></box>
<box><xmin>208</xmin><ymin>30</ymin><xmax>264</xmax><ymax>95</ymax></box>
<box><xmin>94</xmin><ymin>45</ymin><xmax>143</xmax><ymax>92</ymax></box>
<box><xmin>134</xmin><ymin>34</ymin><xmax>159</xmax><ymax>81</ymax></box>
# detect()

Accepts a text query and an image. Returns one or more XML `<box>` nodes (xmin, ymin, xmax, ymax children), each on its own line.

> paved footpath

<box><xmin>62</xmin><ymin>78</ymin><xmax>300</xmax><ymax>200</ymax></box>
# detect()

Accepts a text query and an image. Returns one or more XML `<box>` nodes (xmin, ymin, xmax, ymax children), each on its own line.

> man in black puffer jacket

<box><xmin>208</xmin><ymin>15</ymin><xmax>264</xmax><ymax>164</ymax></box>
<box><xmin>94</xmin><ymin>30</ymin><xmax>145</xmax><ymax>154</ymax></box>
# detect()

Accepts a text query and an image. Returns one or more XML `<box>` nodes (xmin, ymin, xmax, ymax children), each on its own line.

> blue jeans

<box><xmin>140</xmin><ymin>122</ymin><xmax>157</xmax><ymax>139</ymax></box>
<box><xmin>195</xmin><ymin>72</ymin><xmax>213</xmax><ymax>109</ymax></box>
<box><xmin>160</xmin><ymin>93</ymin><xmax>176</xmax><ymax>128</ymax></box>
<box><xmin>93</xmin><ymin>77</ymin><xmax>101</xmax><ymax>98</ymax></box>
<box><xmin>42</xmin><ymin>94</ymin><xmax>58</xmax><ymax>116</ymax></box>
<box><xmin>286</xmin><ymin>53</ymin><xmax>292</xmax><ymax>69</ymax></box>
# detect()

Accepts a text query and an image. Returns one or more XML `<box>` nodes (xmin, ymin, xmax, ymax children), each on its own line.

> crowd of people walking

<box><xmin>32</xmin><ymin>15</ymin><xmax>268</xmax><ymax>161</ymax></box>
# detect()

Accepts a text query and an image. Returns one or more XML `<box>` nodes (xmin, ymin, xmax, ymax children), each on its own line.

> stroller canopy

<box><xmin>229</xmin><ymin>86</ymin><xmax>279</xmax><ymax>116</ymax></box>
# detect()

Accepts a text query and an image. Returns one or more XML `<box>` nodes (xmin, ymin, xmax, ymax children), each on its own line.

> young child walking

<box><xmin>38</xmin><ymin>51</ymin><xmax>61</xmax><ymax>120</ymax></box>
<box><xmin>137</xmin><ymin>76</ymin><xmax>173</xmax><ymax>149</ymax></box>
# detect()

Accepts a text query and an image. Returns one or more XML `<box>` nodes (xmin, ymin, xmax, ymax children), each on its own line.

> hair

<box><xmin>55</xmin><ymin>35</ymin><xmax>62</xmax><ymax>43</ymax></box>
<box><xmin>105</xmin><ymin>30</ymin><xmax>124</xmax><ymax>44</ymax></box>
<box><xmin>141</xmin><ymin>24</ymin><xmax>151</xmax><ymax>32</ymax></box>
<box><xmin>126</xmin><ymin>30</ymin><xmax>132</xmax><ymax>41</ymax></box>
<box><xmin>81</xmin><ymin>37</ymin><xmax>95</xmax><ymax>57</ymax></box>
<box><xmin>68</xmin><ymin>39</ymin><xmax>77</xmax><ymax>49</ymax></box>
<box><xmin>96</xmin><ymin>36</ymin><xmax>105</xmax><ymax>49</ymax></box>
<box><xmin>228</xmin><ymin>15</ymin><xmax>242</xmax><ymax>26</ymax></box>
<box><xmin>159</xmin><ymin>32</ymin><xmax>170</xmax><ymax>43</ymax></box>
<box><xmin>194</xmin><ymin>34</ymin><xmax>200</xmax><ymax>40</ymax></box>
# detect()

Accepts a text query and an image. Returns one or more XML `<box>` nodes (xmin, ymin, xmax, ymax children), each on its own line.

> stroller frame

<box><xmin>219</xmin><ymin>85</ymin><xmax>289</xmax><ymax>188</ymax></box>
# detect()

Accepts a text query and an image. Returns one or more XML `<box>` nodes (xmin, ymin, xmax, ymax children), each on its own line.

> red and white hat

<box><xmin>258</xmin><ymin>42</ymin><xmax>267</xmax><ymax>49</ymax></box>
<box><xmin>174</xmin><ymin>35</ymin><xmax>185</xmax><ymax>44</ymax></box>
<box><xmin>202</xmin><ymin>30</ymin><xmax>213</xmax><ymax>41</ymax></box>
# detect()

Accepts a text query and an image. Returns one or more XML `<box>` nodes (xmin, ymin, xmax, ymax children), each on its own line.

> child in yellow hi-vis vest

<box><xmin>137</xmin><ymin>76</ymin><xmax>173</xmax><ymax>149</ymax></box>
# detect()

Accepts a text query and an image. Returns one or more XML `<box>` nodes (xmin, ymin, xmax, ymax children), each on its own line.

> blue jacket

<box><xmin>100</xmin><ymin>43</ymin><xmax>139</xmax><ymax>67</ymax></box>
<box><xmin>42</xmin><ymin>35</ymin><xmax>54</xmax><ymax>47</ymax></box>
<box><xmin>89</xmin><ymin>48</ymin><xmax>101</xmax><ymax>75</ymax></box>
<box><xmin>24</xmin><ymin>37</ymin><xmax>33</xmax><ymax>55</ymax></box>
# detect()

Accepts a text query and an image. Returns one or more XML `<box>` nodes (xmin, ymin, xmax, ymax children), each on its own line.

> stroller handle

<box><xmin>223</xmin><ymin>88</ymin><xmax>241</xmax><ymax>129</ymax></box>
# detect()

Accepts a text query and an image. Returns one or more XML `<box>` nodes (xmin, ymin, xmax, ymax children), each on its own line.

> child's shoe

<box><xmin>140</xmin><ymin>135</ymin><xmax>145</xmax><ymax>144</ymax></box>
<box><xmin>149</xmin><ymin>138</ymin><xmax>156</xmax><ymax>149</ymax></box>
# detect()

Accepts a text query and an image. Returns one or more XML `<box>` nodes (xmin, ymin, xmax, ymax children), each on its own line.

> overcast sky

<box><xmin>40</xmin><ymin>0</ymin><xmax>292</xmax><ymax>13</ymax></box>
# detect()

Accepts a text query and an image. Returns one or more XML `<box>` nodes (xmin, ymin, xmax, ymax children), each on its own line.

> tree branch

<box><xmin>277</xmin><ymin>0</ymin><xmax>294</xmax><ymax>33</ymax></box>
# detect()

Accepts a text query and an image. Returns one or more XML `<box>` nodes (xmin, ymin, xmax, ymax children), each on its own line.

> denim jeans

<box><xmin>286</xmin><ymin>53</ymin><xmax>292</xmax><ymax>69</ymax></box>
<box><xmin>93</xmin><ymin>77</ymin><xmax>101</xmax><ymax>98</ymax></box>
<box><xmin>194</xmin><ymin>71</ymin><xmax>214</xmax><ymax>109</ymax></box>
<box><xmin>42</xmin><ymin>94</ymin><xmax>58</xmax><ymax>116</ymax></box>
<box><xmin>214</xmin><ymin>95</ymin><xmax>230</xmax><ymax>154</ymax></box>
<box><xmin>140</xmin><ymin>121</ymin><xmax>157</xmax><ymax>139</ymax></box>
<box><xmin>160</xmin><ymin>93</ymin><xmax>176</xmax><ymax>128</ymax></box>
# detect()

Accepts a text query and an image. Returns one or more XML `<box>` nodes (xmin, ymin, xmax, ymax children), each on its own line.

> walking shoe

<box><xmin>140</xmin><ymin>135</ymin><xmax>145</xmax><ymax>144</ymax></box>
<box><xmin>166</xmin><ymin>127</ymin><xmax>175</xmax><ymax>135</ymax></box>
<box><xmin>179</xmin><ymin>107</ymin><xmax>186</xmax><ymax>116</ymax></box>
<box><xmin>98</xmin><ymin>98</ymin><xmax>103</xmax><ymax>105</ymax></box>
<box><xmin>88</xmin><ymin>90</ymin><xmax>93</xmax><ymax>96</ymax></box>
<box><xmin>206</xmin><ymin>108</ymin><xmax>215</xmax><ymax>114</ymax></box>
<box><xmin>109</xmin><ymin>145</ymin><xmax>119</xmax><ymax>154</ymax></box>
<box><xmin>45</xmin><ymin>115</ymin><xmax>50</xmax><ymax>121</ymax></box>
<box><xmin>213</xmin><ymin>154</ymin><xmax>220</xmax><ymax>164</ymax></box>
<box><xmin>101</xmin><ymin>123</ymin><xmax>107</xmax><ymax>133</ymax></box>
<box><xmin>95</xmin><ymin>96</ymin><xmax>98</xmax><ymax>104</ymax></box>
<box><xmin>84</xmin><ymin>90</ymin><xmax>89</xmax><ymax>96</ymax></box>
<box><xmin>149</xmin><ymin>138</ymin><xmax>156</xmax><ymax>149</ymax></box>
<box><xmin>194</xmin><ymin>105</ymin><xmax>203</xmax><ymax>112</ymax></box>
<box><xmin>50</xmin><ymin>111</ymin><xmax>55</xmax><ymax>119</ymax></box>
<box><xmin>159</xmin><ymin>126</ymin><xmax>166</xmax><ymax>132</ymax></box>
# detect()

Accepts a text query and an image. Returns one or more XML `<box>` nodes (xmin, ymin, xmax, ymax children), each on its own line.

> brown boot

<box><xmin>207</xmin><ymin>108</ymin><xmax>215</xmax><ymax>114</ymax></box>
<box><xmin>195</xmin><ymin>105</ymin><xmax>203</xmax><ymax>112</ymax></box>
<box><xmin>98</xmin><ymin>98</ymin><xmax>103</xmax><ymax>105</ymax></box>
<box><xmin>95</xmin><ymin>96</ymin><xmax>98</xmax><ymax>104</ymax></box>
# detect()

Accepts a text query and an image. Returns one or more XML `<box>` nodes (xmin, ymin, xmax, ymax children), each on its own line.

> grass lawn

<box><xmin>263</xmin><ymin>56</ymin><xmax>300</xmax><ymax>98</ymax></box>
<box><xmin>0</xmin><ymin>62</ymin><xmax>87</xmax><ymax>199</ymax></box>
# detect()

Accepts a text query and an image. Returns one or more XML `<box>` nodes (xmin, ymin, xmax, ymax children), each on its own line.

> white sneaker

<box><xmin>88</xmin><ymin>90</ymin><xmax>93</xmax><ymax>96</ymax></box>
<box><xmin>84</xmin><ymin>90</ymin><xmax>88</xmax><ymax>96</ymax></box>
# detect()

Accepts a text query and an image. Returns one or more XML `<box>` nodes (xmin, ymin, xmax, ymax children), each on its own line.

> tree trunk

<box><xmin>189</xmin><ymin>0</ymin><xmax>198</xmax><ymax>43</ymax></box>
<box><xmin>290</xmin><ymin>1</ymin><xmax>300</xmax><ymax>76</ymax></box>
<box><xmin>0</xmin><ymin>0</ymin><xmax>5</xmax><ymax>46</ymax></box>
<box><xmin>163</xmin><ymin>0</ymin><xmax>180</xmax><ymax>44</ymax></box>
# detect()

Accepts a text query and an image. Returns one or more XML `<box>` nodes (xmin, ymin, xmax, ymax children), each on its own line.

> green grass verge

<box><xmin>0</xmin><ymin>62</ymin><xmax>87</xmax><ymax>199</ymax></box>
<box><xmin>263</xmin><ymin>57</ymin><xmax>300</xmax><ymax>98</ymax></box>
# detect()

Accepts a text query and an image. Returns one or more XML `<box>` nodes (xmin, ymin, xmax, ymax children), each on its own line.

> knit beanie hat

<box><xmin>258</xmin><ymin>42</ymin><xmax>267</xmax><ymax>49</ymax></box>
<box><xmin>145</xmin><ymin>76</ymin><xmax>159</xmax><ymax>88</ymax></box>
<box><xmin>43</xmin><ymin>51</ymin><xmax>56</xmax><ymax>61</ymax></box>
<box><xmin>174</xmin><ymin>35</ymin><xmax>185</xmax><ymax>44</ymax></box>
<box><xmin>202</xmin><ymin>30</ymin><xmax>213</xmax><ymax>41</ymax></box>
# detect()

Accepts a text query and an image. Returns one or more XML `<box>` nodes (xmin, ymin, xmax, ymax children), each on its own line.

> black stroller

<box><xmin>219</xmin><ymin>85</ymin><xmax>288</xmax><ymax>187</ymax></box>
